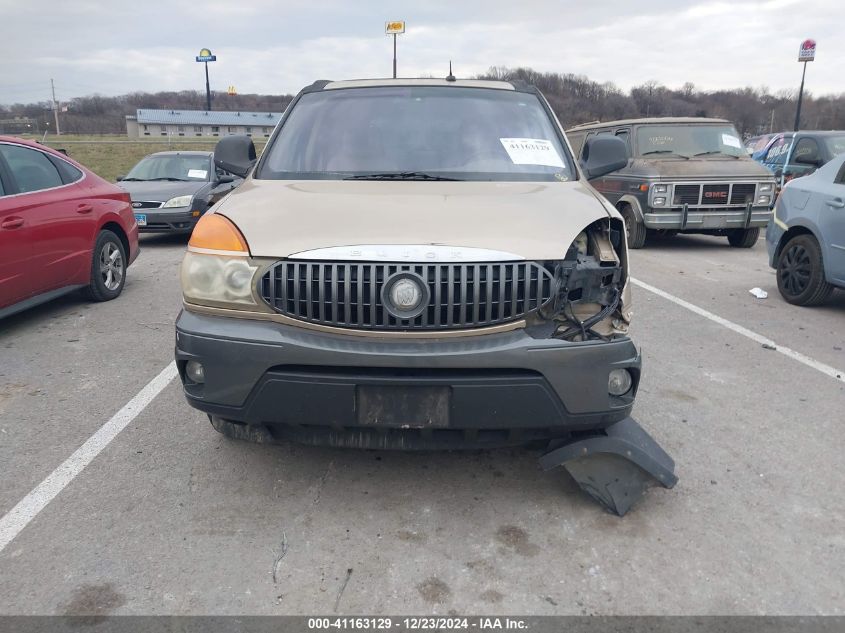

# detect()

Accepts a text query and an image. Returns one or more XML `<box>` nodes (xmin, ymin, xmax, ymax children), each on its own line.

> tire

<box><xmin>620</xmin><ymin>205</ymin><xmax>647</xmax><ymax>249</ymax></box>
<box><xmin>776</xmin><ymin>234</ymin><xmax>834</xmax><ymax>306</ymax></box>
<box><xmin>727</xmin><ymin>227</ymin><xmax>760</xmax><ymax>248</ymax></box>
<box><xmin>82</xmin><ymin>230</ymin><xmax>127</xmax><ymax>302</ymax></box>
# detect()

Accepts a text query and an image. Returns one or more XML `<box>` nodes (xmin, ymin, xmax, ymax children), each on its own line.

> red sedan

<box><xmin>0</xmin><ymin>136</ymin><xmax>139</xmax><ymax>319</ymax></box>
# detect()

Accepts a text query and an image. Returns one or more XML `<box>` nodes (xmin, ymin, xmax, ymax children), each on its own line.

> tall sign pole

<box><xmin>50</xmin><ymin>78</ymin><xmax>61</xmax><ymax>136</ymax></box>
<box><xmin>196</xmin><ymin>48</ymin><xmax>217</xmax><ymax>111</ymax></box>
<box><xmin>794</xmin><ymin>38</ymin><xmax>816</xmax><ymax>131</ymax></box>
<box><xmin>385</xmin><ymin>21</ymin><xmax>405</xmax><ymax>78</ymax></box>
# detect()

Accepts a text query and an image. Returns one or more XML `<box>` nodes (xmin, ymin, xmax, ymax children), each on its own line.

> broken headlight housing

<box><xmin>528</xmin><ymin>218</ymin><xmax>629</xmax><ymax>342</ymax></box>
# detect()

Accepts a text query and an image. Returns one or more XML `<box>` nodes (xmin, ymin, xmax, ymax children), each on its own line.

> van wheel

<box><xmin>620</xmin><ymin>205</ymin><xmax>647</xmax><ymax>249</ymax></box>
<box><xmin>776</xmin><ymin>234</ymin><xmax>834</xmax><ymax>306</ymax></box>
<box><xmin>727</xmin><ymin>227</ymin><xmax>760</xmax><ymax>248</ymax></box>
<box><xmin>82</xmin><ymin>230</ymin><xmax>126</xmax><ymax>302</ymax></box>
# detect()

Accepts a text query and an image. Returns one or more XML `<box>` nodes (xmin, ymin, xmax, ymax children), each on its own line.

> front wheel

<box><xmin>82</xmin><ymin>230</ymin><xmax>126</xmax><ymax>302</ymax></box>
<box><xmin>620</xmin><ymin>205</ymin><xmax>647</xmax><ymax>249</ymax></box>
<box><xmin>776</xmin><ymin>234</ymin><xmax>834</xmax><ymax>306</ymax></box>
<box><xmin>727</xmin><ymin>227</ymin><xmax>760</xmax><ymax>248</ymax></box>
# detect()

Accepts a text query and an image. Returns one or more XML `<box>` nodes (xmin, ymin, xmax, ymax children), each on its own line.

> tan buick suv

<box><xmin>175</xmin><ymin>78</ymin><xmax>649</xmax><ymax>460</ymax></box>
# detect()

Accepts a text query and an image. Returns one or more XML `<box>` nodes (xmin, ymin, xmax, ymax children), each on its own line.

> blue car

<box><xmin>766</xmin><ymin>152</ymin><xmax>845</xmax><ymax>305</ymax></box>
<box><xmin>757</xmin><ymin>131</ymin><xmax>845</xmax><ymax>192</ymax></box>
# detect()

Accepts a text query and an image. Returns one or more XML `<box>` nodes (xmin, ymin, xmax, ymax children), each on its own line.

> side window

<box><xmin>834</xmin><ymin>161</ymin><xmax>845</xmax><ymax>185</ymax></box>
<box><xmin>0</xmin><ymin>144</ymin><xmax>64</xmax><ymax>193</ymax></box>
<box><xmin>567</xmin><ymin>132</ymin><xmax>586</xmax><ymax>158</ymax></box>
<box><xmin>615</xmin><ymin>129</ymin><xmax>631</xmax><ymax>155</ymax></box>
<box><xmin>790</xmin><ymin>137</ymin><xmax>820</xmax><ymax>165</ymax></box>
<box><xmin>764</xmin><ymin>136</ymin><xmax>791</xmax><ymax>166</ymax></box>
<box><xmin>0</xmin><ymin>173</ymin><xmax>6</xmax><ymax>196</ymax></box>
<box><xmin>47</xmin><ymin>155</ymin><xmax>84</xmax><ymax>184</ymax></box>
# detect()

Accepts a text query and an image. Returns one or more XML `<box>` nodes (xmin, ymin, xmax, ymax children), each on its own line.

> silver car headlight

<box><xmin>758</xmin><ymin>182</ymin><xmax>774</xmax><ymax>193</ymax></box>
<box><xmin>181</xmin><ymin>251</ymin><xmax>259</xmax><ymax>306</ymax></box>
<box><xmin>163</xmin><ymin>194</ymin><xmax>193</xmax><ymax>208</ymax></box>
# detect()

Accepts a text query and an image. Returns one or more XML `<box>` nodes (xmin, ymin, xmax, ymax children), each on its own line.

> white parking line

<box><xmin>631</xmin><ymin>278</ymin><xmax>845</xmax><ymax>384</ymax></box>
<box><xmin>0</xmin><ymin>361</ymin><xmax>178</xmax><ymax>554</ymax></box>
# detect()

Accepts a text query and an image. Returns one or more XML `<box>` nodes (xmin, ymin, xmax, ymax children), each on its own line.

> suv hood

<box><xmin>118</xmin><ymin>180</ymin><xmax>209</xmax><ymax>202</ymax></box>
<box><xmin>214</xmin><ymin>179</ymin><xmax>611</xmax><ymax>260</ymax></box>
<box><xmin>626</xmin><ymin>157</ymin><xmax>774</xmax><ymax>180</ymax></box>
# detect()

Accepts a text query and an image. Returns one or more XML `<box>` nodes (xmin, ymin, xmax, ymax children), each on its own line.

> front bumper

<box><xmin>174</xmin><ymin>310</ymin><xmax>641</xmax><ymax>448</ymax></box>
<box><xmin>135</xmin><ymin>208</ymin><xmax>197</xmax><ymax>232</ymax></box>
<box><xmin>643</xmin><ymin>207</ymin><xmax>771</xmax><ymax>231</ymax></box>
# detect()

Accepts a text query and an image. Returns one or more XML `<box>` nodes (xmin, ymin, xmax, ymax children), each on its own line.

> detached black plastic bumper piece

<box><xmin>539</xmin><ymin>417</ymin><xmax>677</xmax><ymax>516</ymax></box>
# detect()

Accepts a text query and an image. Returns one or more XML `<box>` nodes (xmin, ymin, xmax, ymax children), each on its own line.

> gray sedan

<box><xmin>766</xmin><ymin>152</ymin><xmax>845</xmax><ymax>305</ymax></box>
<box><xmin>118</xmin><ymin>151</ymin><xmax>241</xmax><ymax>233</ymax></box>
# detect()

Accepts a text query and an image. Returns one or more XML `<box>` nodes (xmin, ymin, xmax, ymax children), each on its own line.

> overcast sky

<box><xmin>1</xmin><ymin>0</ymin><xmax>841</xmax><ymax>105</ymax></box>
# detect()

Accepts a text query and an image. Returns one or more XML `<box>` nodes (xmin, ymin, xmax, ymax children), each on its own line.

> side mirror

<box><xmin>216</xmin><ymin>174</ymin><xmax>235</xmax><ymax>184</ymax></box>
<box><xmin>116</xmin><ymin>175</ymin><xmax>125</xmax><ymax>182</ymax></box>
<box><xmin>580</xmin><ymin>136</ymin><xmax>629</xmax><ymax>180</ymax></box>
<box><xmin>214</xmin><ymin>135</ymin><xmax>256</xmax><ymax>178</ymax></box>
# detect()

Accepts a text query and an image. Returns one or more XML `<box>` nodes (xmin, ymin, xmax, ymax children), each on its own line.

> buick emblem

<box><xmin>382</xmin><ymin>273</ymin><xmax>429</xmax><ymax>319</ymax></box>
<box><xmin>390</xmin><ymin>279</ymin><xmax>422</xmax><ymax>309</ymax></box>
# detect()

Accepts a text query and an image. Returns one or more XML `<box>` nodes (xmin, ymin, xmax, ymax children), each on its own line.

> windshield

<box><xmin>124</xmin><ymin>154</ymin><xmax>211</xmax><ymax>181</ymax></box>
<box><xmin>636</xmin><ymin>124</ymin><xmax>745</xmax><ymax>158</ymax></box>
<box><xmin>258</xmin><ymin>86</ymin><xmax>574</xmax><ymax>181</ymax></box>
<box><xmin>823</xmin><ymin>135</ymin><xmax>845</xmax><ymax>158</ymax></box>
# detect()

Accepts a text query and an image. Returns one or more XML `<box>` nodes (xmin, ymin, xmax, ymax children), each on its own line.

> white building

<box><xmin>125</xmin><ymin>109</ymin><xmax>284</xmax><ymax>138</ymax></box>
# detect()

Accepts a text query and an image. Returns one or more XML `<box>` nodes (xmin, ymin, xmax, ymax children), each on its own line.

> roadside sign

<box><xmin>798</xmin><ymin>39</ymin><xmax>816</xmax><ymax>62</ymax></box>
<box><xmin>385</xmin><ymin>21</ymin><xmax>405</xmax><ymax>34</ymax></box>
<box><xmin>196</xmin><ymin>48</ymin><xmax>217</xmax><ymax>63</ymax></box>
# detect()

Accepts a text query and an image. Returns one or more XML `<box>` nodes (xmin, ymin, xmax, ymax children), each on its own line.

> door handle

<box><xmin>1</xmin><ymin>217</ymin><xmax>24</xmax><ymax>230</ymax></box>
<box><xmin>826</xmin><ymin>198</ymin><xmax>845</xmax><ymax>209</ymax></box>
<box><xmin>77</xmin><ymin>203</ymin><xmax>94</xmax><ymax>214</ymax></box>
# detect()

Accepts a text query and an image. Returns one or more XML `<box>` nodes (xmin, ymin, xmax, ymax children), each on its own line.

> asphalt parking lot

<box><xmin>0</xmin><ymin>233</ymin><xmax>843</xmax><ymax>616</ymax></box>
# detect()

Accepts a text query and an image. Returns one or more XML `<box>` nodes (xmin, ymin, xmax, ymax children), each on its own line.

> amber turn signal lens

<box><xmin>188</xmin><ymin>214</ymin><xmax>249</xmax><ymax>253</ymax></box>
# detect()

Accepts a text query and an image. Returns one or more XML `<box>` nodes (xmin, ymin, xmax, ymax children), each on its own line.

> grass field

<box><xmin>16</xmin><ymin>134</ymin><xmax>266</xmax><ymax>182</ymax></box>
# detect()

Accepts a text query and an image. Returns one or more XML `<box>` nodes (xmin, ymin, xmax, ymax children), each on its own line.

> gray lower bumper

<box><xmin>136</xmin><ymin>208</ymin><xmax>196</xmax><ymax>232</ymax></box>
<box><xmin>175</xmin><ymin>310</ymin><xmax>641</xmax><ymax>443</ymax></box>
<box><xmin>644</xmin><ymin>207</ymin><xmax>771</xmax><ymax>230</ymax></box>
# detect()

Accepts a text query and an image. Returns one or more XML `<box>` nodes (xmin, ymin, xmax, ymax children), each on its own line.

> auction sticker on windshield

<box><xmin>721</xmin><ymin>134</ymin><xmax>742</xmax><ymax>149</ymax></box>
<box><xmin>499</xmin><ymin>138</ymin><xmax>565</xmax><ymax>168</ymax></box>
<box><xmin>187</xmin><ymin>169</ymin><xmax>208</xmax><ymax>179</ymax></box>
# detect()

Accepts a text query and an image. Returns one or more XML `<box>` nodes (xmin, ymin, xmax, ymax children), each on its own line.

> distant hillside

<box><xmin>2</xmin><ymin>67</ymin><xmax>843</xmax><ymax>135</ymax></box>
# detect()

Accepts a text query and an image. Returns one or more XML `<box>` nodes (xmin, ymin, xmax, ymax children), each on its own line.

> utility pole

<box><xmin>51</xmin><ymin>78</ymin><xmax>61</xmax><ymax>136</ymax></box>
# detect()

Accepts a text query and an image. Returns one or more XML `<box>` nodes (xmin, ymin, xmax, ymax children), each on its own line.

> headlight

<box><xmin>758</xmin><ymin>183</ymin><xmax>774</xmax><ymax>193</ymax></box>
<box><xmin>181</xmin><ymin>251</ymin><xmax>259</xmax><ymax>306</ymax></box>
<box><xmin>653</xmin><ymin>197</ymin><xmax>667</xmax><ymax>206</ymax></box>
<box><xmin>652</xmin><ymin>184</ymin><xmax>668</xmax><ymax>193</ymax></box>
<box><xmin>757</xmin><ymin>195</ymin><xmax>771</xmax><ymax>205</ymax></box>
<box><xmin>163</xmin><ymin>195</ymin><xmax>193</xmax><ymax>208</ymax></box>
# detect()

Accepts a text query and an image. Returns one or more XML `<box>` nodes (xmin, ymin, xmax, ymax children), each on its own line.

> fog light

<box><xmin>608</xmin><ymin>369</ymin><xmax>632</xmax><ymax>396</ymax></box>
<box><xmin>186</xmin><ymin>360</ymin><xmax>205</xmax><ymax>384</ymax></box>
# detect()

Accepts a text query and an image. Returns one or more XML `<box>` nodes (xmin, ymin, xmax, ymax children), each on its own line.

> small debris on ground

<box><xmin>749</xmin><ymin>287</ymin><xmax>768</xmax><ymax>299</ymax></box>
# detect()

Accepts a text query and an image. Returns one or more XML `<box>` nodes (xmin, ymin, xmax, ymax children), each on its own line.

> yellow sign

<box><xmin>199</xmin><ymin>48</ymin><xmax>212</xmax><ymax>57</ymax></box>
<box><xmin>385</xmin><ymin>21</ymin><xmax>405</xmax><ymax>34</ymax></box>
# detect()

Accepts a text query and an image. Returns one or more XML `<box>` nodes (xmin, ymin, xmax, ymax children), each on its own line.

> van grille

<box><xmin>670</xmin><ymin>183</ymin><xmax>759</xmax><ymax>208</ymax></box>
<box><xmin>259</xmin><ymin>260</ymin><xmax>554</xmax><ymax>330</ymax></box>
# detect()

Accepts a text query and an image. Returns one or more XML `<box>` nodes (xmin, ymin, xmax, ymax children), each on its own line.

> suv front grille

<box><xmin>259</xmin><ymin>260</ymin><xmax>554</xmax><ymax>331</ymax></box>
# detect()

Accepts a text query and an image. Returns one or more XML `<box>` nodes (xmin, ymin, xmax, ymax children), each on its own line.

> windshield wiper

<box><xmin>694</xmin><ymin>151</ymin><xmax>739</xmax><ymax>158</ymax></box>
<box><xmin>120</xmin><ymin>177</ymin><xmax>146</xmax><ymax>181</ymax></box>
<box><xmin>344</xmin><ymin>171</ymin><xmax>463</xmax><ymax>181</ymax></box>
<box><xmin>641</xmin><ymin>150</ymin><xmax>690</xmax><ymax>159</ymax></box>
<box><xmin>148</xmin><ymin>177</ymin><xmax>190</xmax><ymax>181</ymax></box>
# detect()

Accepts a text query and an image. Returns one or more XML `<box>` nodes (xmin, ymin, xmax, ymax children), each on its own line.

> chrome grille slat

<box><xmin>260</xmin><ymin>260</ymin><xmax>553</xmax><ymax>331</ymax></box>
